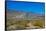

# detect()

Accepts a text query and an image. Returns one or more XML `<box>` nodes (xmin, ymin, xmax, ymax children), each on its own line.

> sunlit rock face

<box><xmin>15</xmin><ymin>13</ymin><xmax>25</xmax><ymax>19</ymax></box>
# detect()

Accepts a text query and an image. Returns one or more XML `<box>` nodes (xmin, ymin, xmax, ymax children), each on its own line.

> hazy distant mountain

<box><xmin>7</xmin><ymin>10</ymin><xmax>45</xmax><ymax>20</ymax></box>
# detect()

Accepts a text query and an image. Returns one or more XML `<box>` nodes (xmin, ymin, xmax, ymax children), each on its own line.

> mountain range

<box><xmin>6</xmin><ymin>10</ymin><xmax>45</xmax><ymax>21</ymax></box>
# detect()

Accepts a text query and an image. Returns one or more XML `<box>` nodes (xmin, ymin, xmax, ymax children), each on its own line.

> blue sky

<box><xmin>6</xmin><ymin>1</ymin><xmax>45</xmax><ymax>14</ymax></box>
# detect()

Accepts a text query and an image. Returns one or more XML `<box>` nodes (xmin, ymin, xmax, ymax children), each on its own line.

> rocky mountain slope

<box><xmin>6</xmin><ymin>10</ymin><xmax>45</xmax><ymax>31</ymax></box>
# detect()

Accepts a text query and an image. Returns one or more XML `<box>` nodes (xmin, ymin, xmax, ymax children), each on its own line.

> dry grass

<box><xmin>6</xmin><ymin>19</ymin><xmax>45</xmax><ymax>30</ymax></box>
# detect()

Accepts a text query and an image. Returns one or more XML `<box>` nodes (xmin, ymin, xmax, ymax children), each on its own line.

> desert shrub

<box><xmin>7</xmin><ymin>18</ymin><xmax>45</xmax><ymax>30</ymax></box>
<box><xmin>32</xmin><ymin>20</ymin><xmax>45</xmax><ymax>28</ymax></box>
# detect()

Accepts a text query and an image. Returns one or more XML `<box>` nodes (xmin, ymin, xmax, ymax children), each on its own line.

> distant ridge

<box><xmin>7</xmin><ymin>9</ymin><xmax>44</xmax><ymax>16</ymax></box>
<box><xmin>7</xmin><ymin>9</ymin><xmax>45</xmax><ymax>20</ymax></box>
